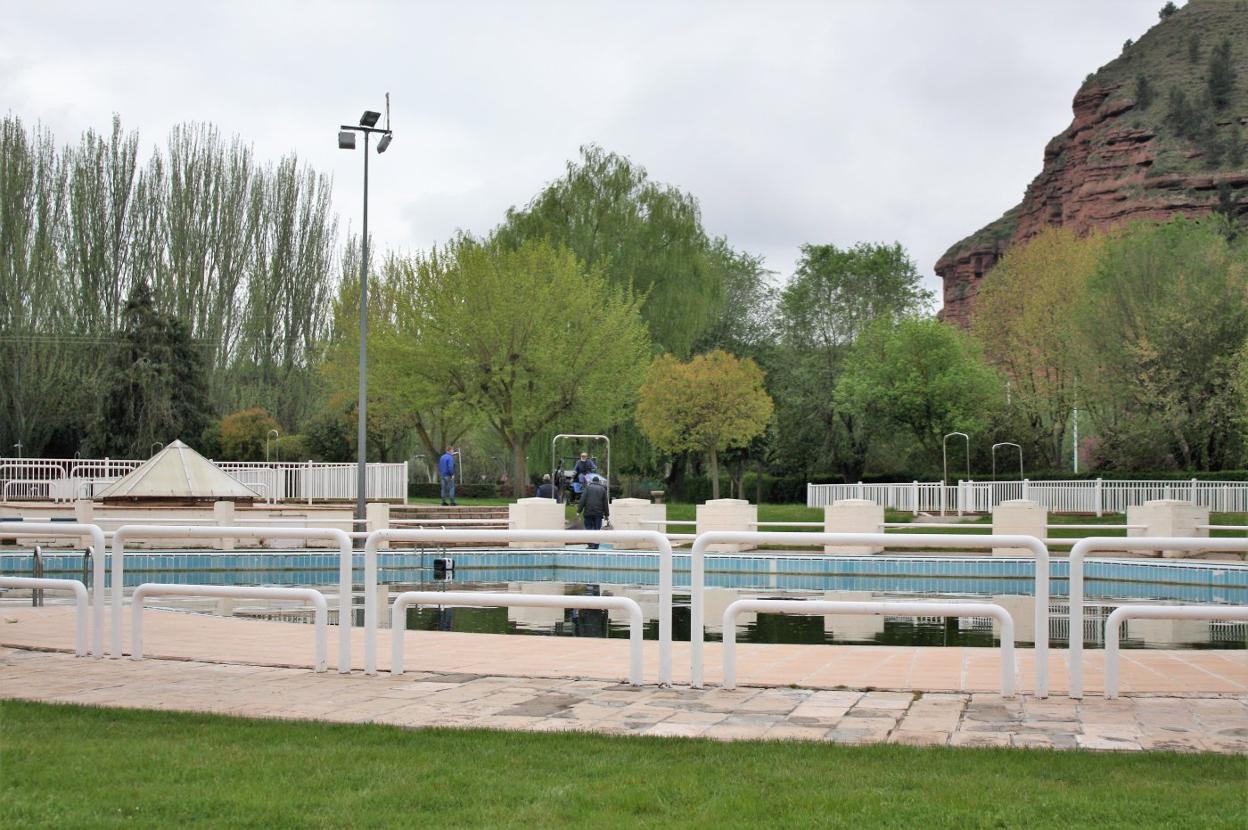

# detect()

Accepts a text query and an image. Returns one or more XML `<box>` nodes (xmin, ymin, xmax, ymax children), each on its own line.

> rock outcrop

<box><xmin>938</xmin><ymin>0</ymin><xmax>1248</xmax><ymax>327</ymax></box>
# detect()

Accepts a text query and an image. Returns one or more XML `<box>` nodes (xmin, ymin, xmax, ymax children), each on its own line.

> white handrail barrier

<box><xmin>0</xmin><ymin>522</ymin><xmax>107</xmax><ymax>656</ymax></box>
<box><xmin>364</xmin><ymin>529</ymin><xmax>674</xmax><ymax>684</ymax></box>
<box><xmin>690</xmin><ymin>532</ymin><xmax>1051</xmax><ymax>696</ymax></box>
<box><xmin>110</xmin><ymin>525</ymin><xmax>353</xmax><ymax>672</ymax></box>
<box><xmin>390</xmin><ymin>590</ymin><xmax>644</xmax><ymax>685</ymax></box>
<box><xmin>1104</xmin><ymin>605</ymin><xmax>1248</xmax><ymax>699</ymax></box>
<box><xmin>131</xmin><ymin>584</ymin><xmax>328</xmax><ymax>672</ymax></box>
<box><xmin>0</xmin><ymin>577</ymin><xmax>89</xmax><ymax>656</ymax></box>
<box><xmin>721</xmin><ymin>598</ymin><xmax>1016</xmax><ymax>696</ymax></box>
<box><xmin>1067</xmin><ymin>536</ymin><xmax>1248</xmax><ymax>698</ymax></box>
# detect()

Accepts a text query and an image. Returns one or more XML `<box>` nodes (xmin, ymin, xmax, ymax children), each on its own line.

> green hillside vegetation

<box><xmin>1084</xmin><ymin>0</ymin><xmax>1247</xmax><ymax>175</ymax></box>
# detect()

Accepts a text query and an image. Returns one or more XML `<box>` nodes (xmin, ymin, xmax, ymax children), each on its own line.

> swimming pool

<box><xmin>3</xmin><ymin>547</ymin><xmax>1245</xmax><ymax>649</ymax></box>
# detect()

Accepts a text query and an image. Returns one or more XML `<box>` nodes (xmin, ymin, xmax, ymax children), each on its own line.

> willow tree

<box><xmin>973</xmin><ymin>227</ymin><xmax>1104</xmax><ymax>468</ymax></box>
<box><xmin>636</xmin><ymin>350</ymin><xmax>774</xmax><ymax>500</ymax></box>
<box><xmin>406</xmin><ymin>238</ymin><xmax>650</xmax><ymax>495</ymax></box>
<box><xmin>495</xmin><ymin>145</ymin><xmax>718</xmax><ymax>357</ymax></box>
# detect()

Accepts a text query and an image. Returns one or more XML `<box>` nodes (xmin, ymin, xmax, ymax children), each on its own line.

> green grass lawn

<box><xmin>2</xmin><ymin>702</ymin><xmax>1244</xmax><ymax>829</ymax></box>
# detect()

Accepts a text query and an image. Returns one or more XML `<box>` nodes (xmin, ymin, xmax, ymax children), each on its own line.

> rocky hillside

<box><xmin>937</xmin><ymin>0</ymin><xmax>1248</xmax><ymax>327</ymax></box>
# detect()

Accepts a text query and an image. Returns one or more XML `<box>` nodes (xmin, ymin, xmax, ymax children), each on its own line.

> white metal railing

<box><xmin>720</xmin><ymin>598</ymin><xmax>1016</xmax><ymax>696</ymax></box>
<box><xmin>808</xmin><ymin>478</ymin><xmax>1248</xmax><ymax>515</ymax></box>
<box><xmin>0</xmin><ymin>522</ymin><xmax>107</xmax><ymax>655</ymax></box>
<box><xmin>689</xmin><ymin>531</ymin><xmax>1052</xmax><ymax>696</ymax></box>
<box><xmin>390</xmin><ymin>591</ymin><xmax>644</xmax><ymax>684</ymax></box>
<box><xmin>110</xmin><ymin>525</ymin><xmax>353</xmax><ymax>671</ymax></box>
<box><xmin>0</xmin><ymin>456</ymin><xmax>408</xmax><ymax>503</ymax></box>
<box><xmin>1103</xmin><ymin>605</ymin><xmax>1248</xmax><ymax>699</ymax></box>
<box><xmin>0</xmin><ymin>576</ymin><xmax>89</xmax><ymax>655</ymax></box>
<box><xmin>1066</xmin><ymin>536</ymin><xmax>1248</xmax><ymax>698</ymax></box>
<box><xmin>364</xmin><ymin>529</ymin><xmax>675</xmax><ymax>683</ymax></box>
<box><xmin>131</xmin><ymin>584</ymin><xmax>328</xmax><ymax>672</ymax></box>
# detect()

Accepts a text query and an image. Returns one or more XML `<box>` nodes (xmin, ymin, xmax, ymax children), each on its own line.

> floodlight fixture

<box><xmin>338</xmin><ymin>131</ymin><xmax>356</xmax><ymax>150</ymax></box>
<box><xmin>376</xmin><ymin>133</ymin><xmax>392</xmax><ymax>153</ymax></box>
<box><xmin>360</xmin><ymin>110</ymin><xmax>381</xmax><ymax>128</ymax></box>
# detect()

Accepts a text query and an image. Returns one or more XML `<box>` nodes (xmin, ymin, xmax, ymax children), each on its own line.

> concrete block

<box><xmin>508</xmin><ymin>497</ymin><xmax>566</xmax><ymax>548</ymax></box>
<box><xmin>367</xmin><ymin>502</ymin><xmax>390</xmax><ymax>550</ymax></box>
<box><xmin>823</xmin><ymin>499</ymin><xmax>884</xmax><ymax>554</ymax></box>
<box><xmin>213</xmin><ymin>500</ymin><xmax>236</xmax><ymax>550</ymax></box>
<box><xmin>1126</xmin><ymin>500</ymin><xmax>1210</xmax><ymax>558</ymax></box>
<box><xmin>609</xmin><ymin>498</ymin><xmax>665</xmax><ymax>548</ymax></box>
<box><xmin>696</xmin><ymin>498</ymin><xmax>757</xmax><ymax>552</ymax></box>
<box><xmin>991</xmin><ymin>499</ymin><xmax>1045</xmax><ymax>557</ymax></box>
<box><xmin>74</xmin><ymin>499</ymin><xmax>95</xmax><ymax>549</ymax></box>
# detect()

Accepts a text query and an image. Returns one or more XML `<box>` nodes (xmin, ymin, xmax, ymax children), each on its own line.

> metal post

<box><xmin>356</xmin><ymin>131</ymin><xmax>371</xmax><ymax>528</ymax></box>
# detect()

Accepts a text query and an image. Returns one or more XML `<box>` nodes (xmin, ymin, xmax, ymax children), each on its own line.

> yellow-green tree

<box><xmin>973</xmin><ymin>227</ymin><xmax>1104</xmax><ymax>468</ymax></box>
<box><xmin>406</xmin><ymin>238</ymin><xmax>650</xmax><ymax>496</ymax></box>
<box><xmin>636</xmin><ymin>350</ymin><xmax>774</xmax><ymax>499</ymax></box>
<box><xmin>219</xmin><ymin>407</ymin><xmax>280</xmax><ymax>461</ymax></box>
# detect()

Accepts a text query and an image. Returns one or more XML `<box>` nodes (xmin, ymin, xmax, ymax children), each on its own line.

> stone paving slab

<box><xmin>3</xmin><ymin>606</ymin><xmax>1246</xmax><ymax>696</ymax></box>
<box><xmin>1</xmin><ymin>647</ymin><xmax>1244</xmax><ymax>754</ymax></box>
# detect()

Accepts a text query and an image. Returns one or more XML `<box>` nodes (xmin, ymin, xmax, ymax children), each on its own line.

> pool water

<box><xmin>3</xmin><ymin>547</ymin><xmax>1245</xmax><ymax>649</ymax></box>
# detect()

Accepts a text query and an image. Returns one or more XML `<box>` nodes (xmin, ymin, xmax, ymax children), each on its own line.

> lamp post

<box><xmin>338</xmin><ymin>104</ymin><xmax>393</xmax><ymax>526</ymax></box>
<box><xmin>150</xmin><ymin>442</ymin><xmax>163</xmax><ymax>457</ymax></box>
<box><xmin>991</xmin><ymin>442</ymin><xmax>1023</xmax><ymax>482</ymax></box>
<box><xmin>266</xmin><ymin>429</ymin><xmax>280</xmax><ymax>464</ymax></box>
<box><xmin>941</xmin><ymin>432</ymin><xmax>970</xmax><ymax>516</ymax></box>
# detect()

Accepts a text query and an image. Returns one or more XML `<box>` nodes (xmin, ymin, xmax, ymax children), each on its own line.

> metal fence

<box><xmin>807</xmin><ymin>479</ymin><xmax>1248</xmax><ymax>515</ymax></box>
<box><xmin>0</xmin><ymin>457</ymin><xmax>408</xmax><ymax>503</ymax></box>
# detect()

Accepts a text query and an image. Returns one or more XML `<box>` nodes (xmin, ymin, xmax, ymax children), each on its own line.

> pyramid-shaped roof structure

<box><xmin>95</xmin><ymin>440</ymin><xmax>259</xmax><ymax>502</ymax></box>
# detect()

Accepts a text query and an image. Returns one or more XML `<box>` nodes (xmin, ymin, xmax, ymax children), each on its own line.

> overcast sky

<box><xmin>4</xmin><ymin>1</ymin><xmax>1164</xmax><ymax>298</ymax></box>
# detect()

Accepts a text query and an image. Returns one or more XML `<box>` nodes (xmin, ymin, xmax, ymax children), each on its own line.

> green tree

<box><xmin>405</xmin><ymin>239</ymin><xmax>650</xmax><ymax>496</ymax></box>
<box><xmin>973</xmin><ymin>228</ymin><xmax>1104</xmax><ymax>468</ymax></box>
<box><xmin>1135</xmin><ymin>73</ymin><xmax>1155</xmax><ymax>110</ymax></box>
<box><xmin>1159</xmin><ymin>1</ymin><xmax>1177</xmax><ymax>20</ymax></box>
<box><xmin>636</xmin><ymin>350</ymin><xmax>773</xmax><ymax>500</ymax></box>
<box><xmin>219</xmin><ymin>407</ymin><xmax>280</xmax><ymax>462</ymax></box>
<box><xmin>89</xmin><ymin>280</ymin><xmax>211</xmax><ymax>456</ymax></box>
<box><xmin>771</xmin><ymin>242</ymin><xmax>932</xmax><ymax>480</ymax></box>
<box><xmin>1208</xmin><ymin>37</ymin><xmax>1234</xmax><ymax>110</ymax></box>
<box><xmin>494</xmin><ymin>145</ymin><xmax>717</xmax><ymax>357</ymax></box>
<box><xmin>1076</xmin><ymin>217</ymin><xmax>1248</xmax><ymax>471</ymax></box>
<box><xmin>835</xmin><ymin>318</ymin><xmax>1003</xmax><ymax>466</ymax></box>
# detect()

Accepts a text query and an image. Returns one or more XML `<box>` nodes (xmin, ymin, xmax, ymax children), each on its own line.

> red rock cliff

<box><xmin>937</xmin><ymin>0</ymin><xmax>1248</xmax><ymax>327</ymax></box>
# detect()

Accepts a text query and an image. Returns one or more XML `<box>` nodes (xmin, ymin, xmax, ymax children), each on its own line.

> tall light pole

<box><xmin>338</xmin><ymin>103</ymin><xmax>393</xmax><ymax>526</ymax></box>
<box><xmin>942</xmin><ymin>431</ymin><xmax>970</xmax><ymax>516</ymax></box>
<box><xmin>991</xmin><ymin>442</ymin><xmax>1023</xmax><ymax>481</ymax></box>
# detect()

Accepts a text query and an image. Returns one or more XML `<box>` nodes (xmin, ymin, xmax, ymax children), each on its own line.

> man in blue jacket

<box><xmin>577</xmin><ymin>474</ymin><xmax>610</xmax><ymax>549</ymax></box>
<box><xmin>439</xmin><ymin>447</ymin><xmax>457</xmax><ymax>506</ymax></box>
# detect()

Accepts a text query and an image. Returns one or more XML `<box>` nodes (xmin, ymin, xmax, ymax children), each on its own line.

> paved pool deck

<box><xmin>1</xmin><ymin>607</ymin><xmax>1245</xmax><ymax>753</ymax></box>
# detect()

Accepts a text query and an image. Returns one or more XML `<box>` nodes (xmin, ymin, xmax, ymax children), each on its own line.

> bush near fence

<box><xmin>408</xmin><ymin>482</ymin><xmax>500</xmax><ymax>499</ymax></box>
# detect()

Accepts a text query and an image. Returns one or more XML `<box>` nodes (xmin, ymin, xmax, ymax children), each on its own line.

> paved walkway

<box><xmin>3</xmin><ymin>648</ymin><xmax>1246</xmax><ymax>753</ymax></box>
<box><xmin>4</xmin><ymin>606</ymin><xmax>1246</xmax><ymax>695</ymax></box>
<box><xmin>1</xmin><ymin>607</ymin><xmax>1245</xmax><ymax>753</ymax></box>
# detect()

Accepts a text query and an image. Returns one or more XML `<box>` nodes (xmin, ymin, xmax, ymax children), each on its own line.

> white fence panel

<box><xmin>808</xmin><ymin>478</ymin><xmax>1247</xmax><ymax>514</ymax></box>
<box><xmin>0</xmin><ymin>457</ymin><xmax>408</xmax><ymax>503</ymax></box>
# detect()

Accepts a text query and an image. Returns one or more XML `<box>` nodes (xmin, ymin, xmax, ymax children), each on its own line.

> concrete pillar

<box><xmin>991</xmin><ymin>499</ymin><xmax>1045</xmax><ymax>557</ymax></box>
<box><xmin>823</xmin><ymin>499</ymin><xmax>884</xmax><ymax>554</ymax></box>
<box><xmin>696</xmin><ymin>498</ymin><xmax>757</xmax><ymax>552</ymax></box>
<box><xmin>214</xmin><ymin>500</ymin><xmax>236</xmax><ymax>550</ymax></box>
<box><xmin>1127</xmin><ymin>499</ymin><xmax>1210</xmax><ymax>558</ymax></box>
<box><xmin>367</xmin><ymin>502</ymin><xmax>390</xmax><ymax>550</ymax></box>
<box><xmin>507</xmin><ymin>497</ymin><xmax>566</xmax><ymax>548</ymax></box>
<box><xmin>609</xmin><ymin>498</ymin><xmax>666</xmax><ymax>548</ymax></box>
<box><xmin>74</xmin><ymin>499</ymin><xmax>95</xmax><ymax>549</ymax></box>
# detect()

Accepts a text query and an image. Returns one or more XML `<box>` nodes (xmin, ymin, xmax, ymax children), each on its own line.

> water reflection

<box><xmin>382</xmin><ymin>580</ymin><xmax>1245</xmax><ymax>651</ymax></box>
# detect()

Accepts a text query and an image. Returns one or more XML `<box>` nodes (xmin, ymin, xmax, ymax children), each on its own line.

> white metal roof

<box><xmin>94</xmin><ymin>440</ymin><xmax>259</xmax><ymax>500</ymax></box>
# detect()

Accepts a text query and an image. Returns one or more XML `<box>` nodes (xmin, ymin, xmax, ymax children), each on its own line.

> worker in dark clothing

<box><xmin>577</xmin><ymin>474</ymin><xmax>610</xmax><ymax>549</ymax></box>
<box><xmin>573</xmin><ymin>452</ymin><xmax>597</xmax><ymax>486</ymax></box>
<box><xmin>536</xmin><ymin>473</ymin><xmax>555</xmax><ymax>499</ymax></box>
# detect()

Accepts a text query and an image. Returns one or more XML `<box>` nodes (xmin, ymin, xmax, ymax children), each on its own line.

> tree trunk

<box><xmin>511</xmin><ymin>439</ymin><xmax>528</xmax><ymax>499</ymax></box>
<box><xmin>708</xmin><ymin>448</ymin><xmax>720</xmax><ymax>500</ymax></box>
